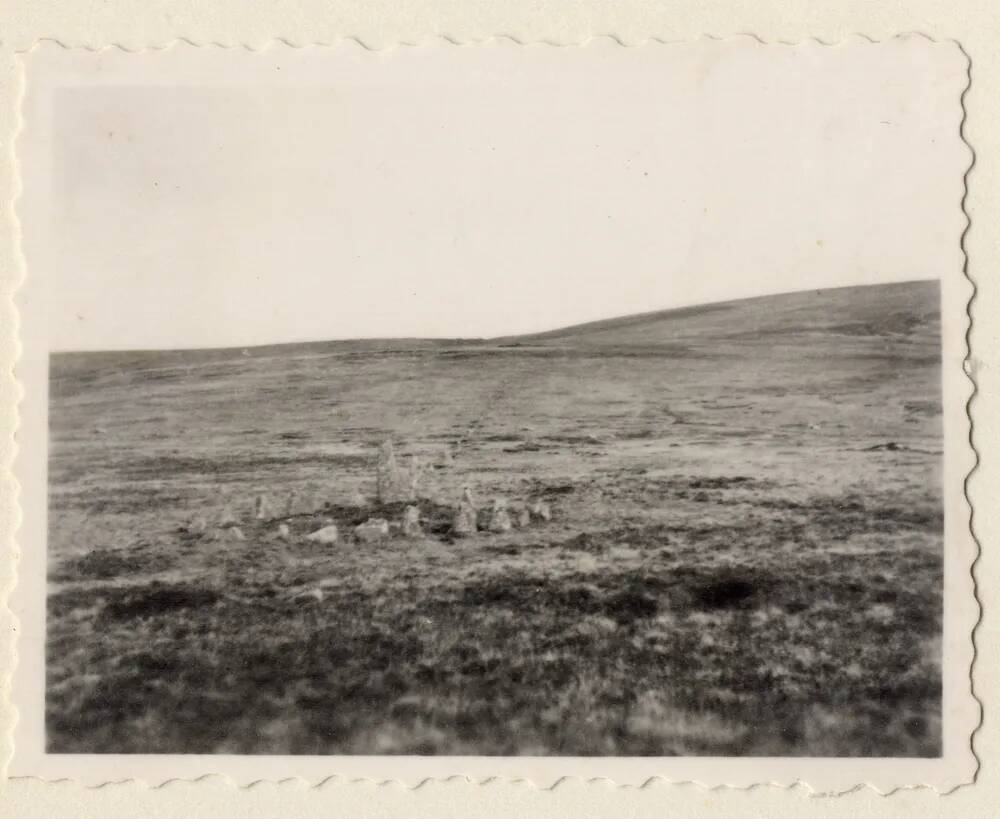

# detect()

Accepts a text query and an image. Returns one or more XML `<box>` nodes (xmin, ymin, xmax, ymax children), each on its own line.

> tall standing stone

<box><xmin>254</xmin><ymin>493</ymin><xmax>269</xmax><ymax>520</ymax></box>
<box><xmin>376</xmin><ymin>439</ymin><xmax>417</xmax><ymax>503</ymax></box>
<box><xmin>517</xmin><ymin>507</ymin><xmax>532</xmax><ymax>528</ymax></box>
<box><xmin>452</xmin><ymin>492</ymin><xmax>478</xmax><ymax>536</ymax></box>
<box><xmin>402</xmin><ymin>505</ymin><xmax>422</xmax><ymax>537</ymax></box>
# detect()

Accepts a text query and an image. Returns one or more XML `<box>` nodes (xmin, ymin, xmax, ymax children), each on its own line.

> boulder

<box><xmin>306</xmin><ymin>524</ymin><xmax>340</xmax><ymax>544</ymax></box>
<box><xmin>402</xmin><ymin>505</ymin><xmax>422</xmax><ymax>537</ymax></box>
<box><xmin>355</xmin><ymin>517</ymin><xmax>390</xmax><ymax>543</ymax></box>
<box><xmin>488</xmin><ymin>498</ymin><xmax>513</xmax><ymax>533</ymax></box>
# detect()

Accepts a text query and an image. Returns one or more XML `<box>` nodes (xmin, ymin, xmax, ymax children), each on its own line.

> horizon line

<box><xmin>50</xmin><ymin>277</ymin><xmax>939</xmax><ymax>357</ymax></box>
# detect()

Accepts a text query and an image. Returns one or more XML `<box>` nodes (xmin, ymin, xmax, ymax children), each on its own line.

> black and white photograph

<box><xmin>11</xmin><ymin>39</ymin><xmax>977</xmax><ymax>787</ymax></box>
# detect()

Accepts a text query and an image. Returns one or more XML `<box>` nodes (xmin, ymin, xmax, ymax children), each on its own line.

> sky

<box><xmin>21</xmin><ymin>40</ymin><xmax>968</xmax><ymax>351</ymax></box>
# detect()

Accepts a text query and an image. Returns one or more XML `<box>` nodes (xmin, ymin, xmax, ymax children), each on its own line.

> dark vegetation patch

<box><xmin>503</xmin><ymin>442</ymin><xmax>545</xmax><ymax>453</ymax></box>
<box><xmin>50</xmin><ymin>547</ymin><xmax>175</xmax><ymax>583</ymax></box>
<box><xmin>687</xmin><ymin>476</ymin><xmax>754</xmax><ymax>489</ymax></box>
<box><xmin>754</xmin><ymin>492</ymin><xmax>943</xmax><ymax>534</ymax></box>
<box><xmin>319</xmin><ymin>498</ymin><xmax>456</xmax><ymax>536</ymax></box>
<box><xmin>100</xmin><ymin>584</ymin><xmax>222</xmax><ymax>622</ymax></box>
<box><xmin>904</xmin><ymin>400</ymin><xmax>941</xmax><ymax>417</ymax></box>
<box><xmin>522</xmin><ymin>480</ymin><xmax>577</xmax><ymax>498</ymax></box>
<box><xmin>120</xmin><ymin>452</ymin><xmax>371</xmax><ymax>481</ymax></box>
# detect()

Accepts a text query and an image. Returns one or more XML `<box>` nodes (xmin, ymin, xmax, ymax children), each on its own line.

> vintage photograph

<box><xmin>12</xmin><ymin>40</ymin><xmax>975</xmax><ymax>784</ymax></box>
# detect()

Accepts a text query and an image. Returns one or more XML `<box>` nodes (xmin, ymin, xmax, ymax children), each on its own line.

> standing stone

<box><xmin>406</xmin><ymin>454</ymin><xmax>424</xmax><ymax>500</ymax></box>
<box><xmin>185</xmin><ymin>515</ymin><xmax>208</xmax><ymax>535</ymax></box>
<box><xmin>308</xmin><ymin>484</ymin><xmax>327</xmax><ymax>513</ymax></box>
<box><xmin>276</xmin><ymin>523</ymin><xmax>291</xmax><ymax>541</ymax></box>
<box><xmin>452</xmin><ymin>494</ymin><xmax>478</xmax><ymax>536</ymax></box>
<box><xmin>219</xmin><ymin>504</ymin><xmax>239</xmax><ymax>527</ymax></box>
<box><xmin>488</xmin><ymin>498</ymin><xmax>513</xmax><ymax>533</ymax></box>
<box><xmin>355</xmin><ymin>517</ymin><xmax>391</xmax><ymax>543</ymax></box>
<box><xmin>376</xmin><ymin>439</ymin><xmax>407</xmax><ymax>503</ymax></box>
<box><xmin>254</xmin><ymin>493</ymin><xmax>269</xmax><ymax>520</ymax></box>
<box><xmin>531</xmin><ymin>499</ymin><xmax>552</xmax><ymax>521</ymax></box>
<box><xmin>305</xmin><ymin>524</ymin><xmax>340</xmax><ymax>544</ymax></box>
<box><xmin>284</xmin><ymin>491</ymin><xmax>298</xmax><ymax>517</ymax></box>
<box><xmin>517</xmin><ymin>507</ymin><xmax>532</xmax><ymax>528</ymax></box>
<box><xmin>402</xmin><ymin>505</ymin><xmax>422</xmax><ymax>537</ymax></box>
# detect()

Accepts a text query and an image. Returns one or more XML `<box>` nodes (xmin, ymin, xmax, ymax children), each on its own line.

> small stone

<box><xmin>185</xmin><ymin>515</ymin><xmax>208</xmax><ymax>535</ymax></box>
<box><xmin>402</xmin><ymin>505</ymin><xmax>422</xmax><ymax>537</ymax></box>
<box><xmin>517</xmin><ymin>508</ymin><xmax>532</xmax><ymax>528</ymax></box>
<box><xmin>226</xmin><ymin>526</ymin><xmax>246</xmax><ymax>542</ymax></box>
<box><xmin>292</xmin><ymin>587</ymin><xmax>324</xmax><ymax>603</ymax></box>
<box><xmin>276</xmin><ymin>523</ymin><xmax>291</xmax><ymax>541</ymax></box>
<box><xmin>488</xmin><ymin>498</ymin><xmax>513</xmax><ymax>533</ymax></box>
<box><xmin>355</xmin><ymin>517</ymin><xmax>390</xmax><ymax>543</ymax></box>
<box><xmin>350</xmin><ymin>489</ymin><xmax>368</xmax><ymax>508</ymax></box>
<box><xmin>305</xmin><ymin>524</ymin><xmax>340</xmax><ymax>544</ymax></box>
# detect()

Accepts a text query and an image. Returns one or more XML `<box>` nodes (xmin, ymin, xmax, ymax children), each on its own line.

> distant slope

<box><xmin>496</xmin><ymin>280</ymin><xmax>940</xmax><ymax>349</ymax></box>
<box><xmin>52</xmin><ymin>280</ymin><xmax>941</xmax><ymax>374</ymax></box>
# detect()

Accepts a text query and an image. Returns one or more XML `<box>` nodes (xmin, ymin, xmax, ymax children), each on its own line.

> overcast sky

<box><xmin>21</xmin><ymin>40</ymin><xmax>968</xmax><ymax>350</ymax></box>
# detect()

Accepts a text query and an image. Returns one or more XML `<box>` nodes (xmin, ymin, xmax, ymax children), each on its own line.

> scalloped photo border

<box><xmin>0</xmin><ymin>35</ymin><xmax>981</xmax><ymax>795</ymax></box>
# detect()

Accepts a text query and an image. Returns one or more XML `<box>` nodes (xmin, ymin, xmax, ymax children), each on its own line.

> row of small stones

<box><xmin>184</xmin><ymin>496</ymin><xmax>553</xmax><ymax>545</ymax></box>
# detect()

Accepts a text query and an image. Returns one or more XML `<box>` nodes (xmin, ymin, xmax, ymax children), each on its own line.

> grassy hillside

<box><xmin>46</xmin><ymin>280</ymin><xmax>943</xmax><ymax>756</ymax></box>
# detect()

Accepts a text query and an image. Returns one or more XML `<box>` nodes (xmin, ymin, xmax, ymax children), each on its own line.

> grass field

<box><xmin>45</xmin><ymin>280</ymin><xmax>944</xmax><ymax>756</ymax></box>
